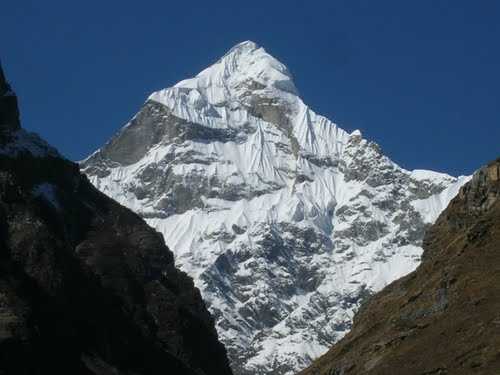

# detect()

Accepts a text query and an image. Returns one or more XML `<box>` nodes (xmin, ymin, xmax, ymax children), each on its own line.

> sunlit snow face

<box><xmin>226</xmin><ymin>46</ymin><xmax>298</xmax><ymax>96</ymax></box>
<box><xmin>173</xmin><ymin>41</ymin><xmax>298</xmax><ymax>106</ymax></box>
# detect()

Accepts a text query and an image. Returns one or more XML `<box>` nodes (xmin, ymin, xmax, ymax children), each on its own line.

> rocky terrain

<box><xmin>82</xmin><ymin>41</ymin><xmax>470</xmax><ymax>375</ymax></box>
<box><xmin>0</xmin><ymin>65</ymin><xmax>232</xmax><ymax>374</ymax></box>
<box><xmin>300</xmin><ymin>158</ymin><xmax>500</xmax><ymax>375</ymax></box>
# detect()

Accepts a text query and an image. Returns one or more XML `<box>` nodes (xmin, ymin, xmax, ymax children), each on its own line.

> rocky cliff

<box><xmin>0</xmin><ymin>65</ymin><xmax>232</xmax><ymax>375</ymax></box>
<box><xmin>299</xmin><ymin>158</ymin><xmax>500</xmax><ymax>375</ymax></box>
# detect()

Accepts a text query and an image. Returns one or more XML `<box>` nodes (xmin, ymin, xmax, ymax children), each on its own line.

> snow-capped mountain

<box><xmin>81</xmin><ymin>41</ymin><xmax>469</xmax><ymax>375</ymax></box>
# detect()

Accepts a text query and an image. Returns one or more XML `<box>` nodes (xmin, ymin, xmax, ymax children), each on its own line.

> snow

<box><xmin>411</xmin><ymin>174</ymin><xmax>471</xmax><ymax>223</ymax></box>
<box><xmin>350</xmin><ymin>129</ymin><xmax>362</xmax><ymax>137</ymax></box>
<box><xmin>410</xmin><ymin>168</ymin><xmax>454</xmax><ymax>181</ymax></box>
<box><xmin>82</xmin><ymin>41</ymin><xmax>470</xmax><ymax>375</ymax></box>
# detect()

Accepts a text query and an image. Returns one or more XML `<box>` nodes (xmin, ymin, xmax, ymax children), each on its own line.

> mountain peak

<box><xmin>84</xmin><ymin>40</ymin><xmax>469</xmax><ymax>375</ymax></box>
<box><xmin>167</xmin><ymin>41</ymin><xmax>298</xmax><ymax>103</ymax></box>
<box><xmin>222</xmin><ymin>40</ymin><xmax>260</xmax><ymax>57</ymax></box>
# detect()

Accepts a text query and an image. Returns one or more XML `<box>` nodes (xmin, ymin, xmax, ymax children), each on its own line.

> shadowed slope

<box><xmin>0</xmin><ymin>65</ymin><xmax>232</xmax><ymax>375</ymax></box>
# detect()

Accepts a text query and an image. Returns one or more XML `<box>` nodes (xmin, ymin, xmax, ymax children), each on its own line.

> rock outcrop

<box><xmin>0</xmin><ymin>64</ymin><xmax>232</xmax><ymax>375</ymax></box>
<box><xmin>299</xmin><ymin>157</ymin><xmax>500</xmax><ymax>375</ymax></box>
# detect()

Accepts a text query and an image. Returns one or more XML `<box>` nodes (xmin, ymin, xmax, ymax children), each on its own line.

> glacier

<box><xmin>81</xmin><ymin>41</ymin><xmax>469</xmax><ymax>375</ymax></box>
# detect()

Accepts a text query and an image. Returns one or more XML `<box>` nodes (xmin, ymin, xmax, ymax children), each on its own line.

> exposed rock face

<box><xmin>81</xmin><ymin>41</ymin><xmax>469</xmax><ymax>375</ymax></box>
<box><xmin>300</xmin><ymin>158</ymin><xmax>500</xmax><ymax>375</ymax></box>
<box><xmin>0</xmin><ymin>64</ymin><xmax>232</xmax><ymax>375</ymax></box>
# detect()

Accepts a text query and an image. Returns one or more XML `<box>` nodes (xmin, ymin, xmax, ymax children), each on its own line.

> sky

<box><xmin>1</xmin><ymin>0</ymin><xmax>499</xmax><ymax>176</ymax></box>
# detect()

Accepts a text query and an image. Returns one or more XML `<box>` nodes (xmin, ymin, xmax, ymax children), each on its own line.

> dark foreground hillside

<box><xmin>0</xmin><ymin>66</ymin><xmax>232</xmax><ymax>375</ymax></box>
<box><xmin>300</xmin><ymin>158</ymin><xmax>500</xmax><ymax>375</ymax></box>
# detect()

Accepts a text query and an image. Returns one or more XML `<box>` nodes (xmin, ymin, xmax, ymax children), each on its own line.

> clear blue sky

<box><xmin>1</xmin><ymin>0</ymin><xmax>498</xmax><ymax>175</ymax></box>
